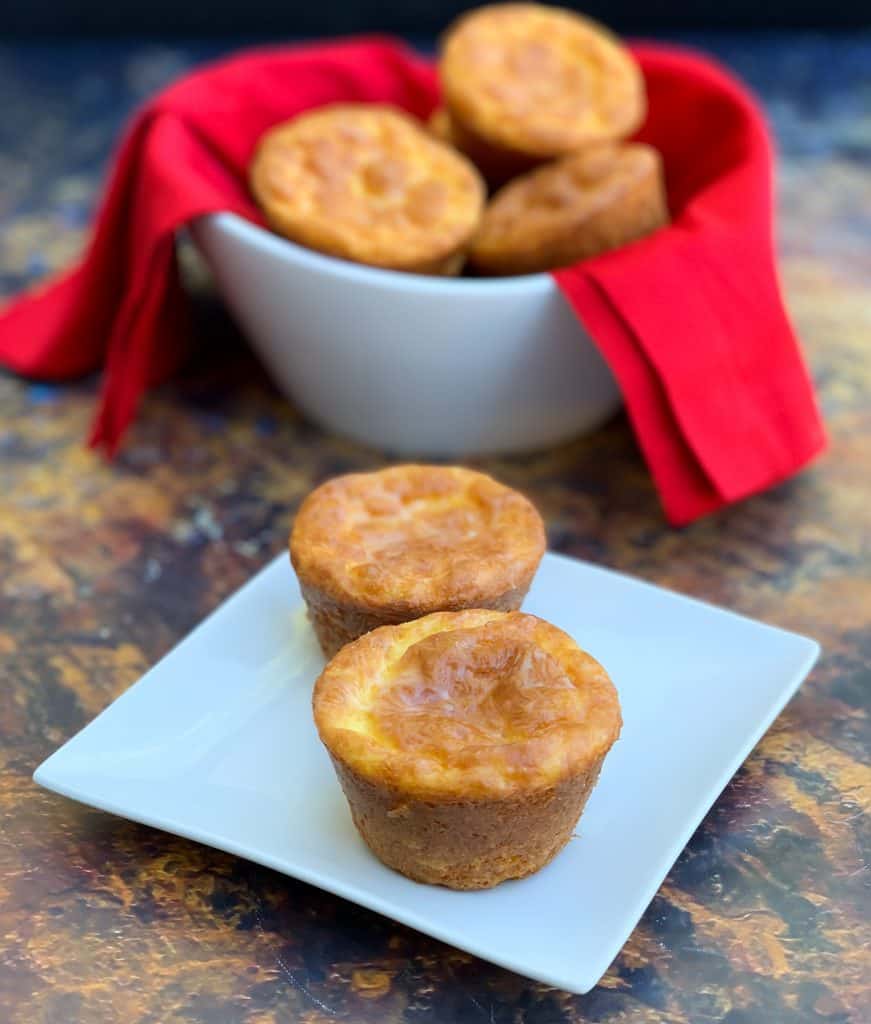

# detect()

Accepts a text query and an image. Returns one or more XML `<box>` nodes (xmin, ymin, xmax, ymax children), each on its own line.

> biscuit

<box><xmin>290</xmin><ymin>465</ymin><xmax>546</xmax><ymax>658</ymax></box>
<box><xmin>427</xmin><ymin>107</ymin><xmax>455</xmax><ymax>145</ymax></box>
<box><xmin>440</xmin><ymin>4</ymin><xmax>646</xmax><ymax>163</ymax></box>
<box><xmin>428</xmin><ymin>106</ymin><xmax>542</xmax><ymax>188</ymax></box>
<box><xmin>313</xmin><ymin>609</ymin><xmax>622</xmax><ymax>888</ymax></box>
<box><xmin>249</xmin><ymin>104</ymin><xmax>485</xmax><ymax>274</ymax></box>
<box><xmin>469</xmin><ymin>143</ymin><xmax>669</xmax><ymax>275</ymax></box>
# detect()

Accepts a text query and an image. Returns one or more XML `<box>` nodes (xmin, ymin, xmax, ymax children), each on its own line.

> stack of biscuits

<box><xmin>294</xmin><ymin>464</ymin><xmax>622</xmax><ymax>890</ymax></box>
<box><xmin>250</xmin><ymin>3</ymin><xmax>669</xmax><ymax>277</ymax></box>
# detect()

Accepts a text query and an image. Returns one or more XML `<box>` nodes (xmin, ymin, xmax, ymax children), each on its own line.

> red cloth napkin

<box><xmin>0</xmin><ymin>38</ymin><xmax>825</xmax><ymax>525</ymax></box>
<box><xmin>556</xmin><ymin>44</ymin><xmax>826</xmax><ymax>524</ymax></box>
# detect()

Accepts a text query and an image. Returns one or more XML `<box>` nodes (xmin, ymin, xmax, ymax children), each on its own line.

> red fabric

<box><xmin>0</xmin><ymin>39</ymin><xmax>825</xmax><ymax>524</ymax></box>
<box><xmin>555</xmin><ymin>44</ymin><xmax>826</xmax><ymax>523</ymax></box>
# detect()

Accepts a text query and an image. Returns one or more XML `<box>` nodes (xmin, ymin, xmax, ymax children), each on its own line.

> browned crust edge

<box><xmin>299</xmin><ymin>577</ymin><xmax>534</xmax><ymax>659</ymax></box>
<box><xmin>330</xmin><ymin>751</ymin><xmax>607</xmax><ymax>889</ymax></box>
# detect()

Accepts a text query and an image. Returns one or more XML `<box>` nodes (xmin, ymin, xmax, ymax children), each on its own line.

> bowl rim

<box><xmin>198</xmin><ymin>211</ymin><xmax>556</xmax><ymax>297</ymax></box>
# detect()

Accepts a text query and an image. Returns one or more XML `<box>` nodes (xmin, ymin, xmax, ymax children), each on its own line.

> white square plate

<box><xmin>34</xmin><ymin>552</ymin><xmax>819</xmax><ymax>993</ymax></box>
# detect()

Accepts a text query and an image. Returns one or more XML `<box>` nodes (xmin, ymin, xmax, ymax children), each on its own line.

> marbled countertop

<box><xmin>0</xmin><ymin>34</ymin><xmax>869</xmax><ymax>1024</ymax></box>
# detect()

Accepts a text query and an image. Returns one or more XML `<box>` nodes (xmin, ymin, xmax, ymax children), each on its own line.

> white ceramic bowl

<box><xmin>190</xmin><ymin>213</ymin><xmax>621</xmax><ymax>456</ymax></box>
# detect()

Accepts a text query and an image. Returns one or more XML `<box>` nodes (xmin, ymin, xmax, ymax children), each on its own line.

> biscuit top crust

<box><xmin>472</xmin><ymin>144</ymin><xmax>662</xmax><ymax>265</ymax></box>
<box><xmin>441</xmin><ymin>4</ymin><xmax>645</xmax><ymax>157</ymax></box>
<box><xmin>290</xmin><ymin>465</ymin><xmax>546</xmax><ymax>615</ymax></box>
<box><xmin>249</xmin><ymin>104</ymin><xmax>485</xmax><ymax>270</ymax></box>
<box><xmin>313</xmin><ymin>610</ymin><xmax>622</xmax><ymax>799</ymax></box>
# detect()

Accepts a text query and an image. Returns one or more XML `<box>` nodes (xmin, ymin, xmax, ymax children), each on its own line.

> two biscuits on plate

<box><xmin>294</xmin><ymin>465</ymin><xmax>622</xmax><ymax>890</ymax></box>
<box><xmin>250</xmin><ymin>3</ymin><xmax>669</xmax><ymax>278</ymax></box>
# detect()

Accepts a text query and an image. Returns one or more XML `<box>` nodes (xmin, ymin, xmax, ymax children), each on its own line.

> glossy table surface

<box><xmin>1</xmin><ymin>34</ymin><xmax>869</xmax><ymax>1024</ymax></box>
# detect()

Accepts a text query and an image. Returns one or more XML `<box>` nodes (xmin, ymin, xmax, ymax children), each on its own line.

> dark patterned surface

<box><xmin>1</xmin><ymin>34</ymin><xmax>870</xmax><ymax>1024</ymax></box>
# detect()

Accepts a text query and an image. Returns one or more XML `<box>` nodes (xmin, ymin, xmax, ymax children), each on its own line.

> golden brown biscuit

<box><xmin>290</xmin><ymin>465</ymin><xmax>545</xmax><ymax>658</ymax></box>
<box><xmin>313</xmin><ymin>609</ymin><xmax>622</xmax><ymax>889</ymax></box>
<box><xmin>249</xmin><ymin>104</ymin><xmax>485</xmax><ymax>274</ymax></box>
<box><xmin>469</xmin><ymin>143</ymin><xmax>669</xmax><ymax>275</ymax></box>
<box><xmin>427</xmin><ymin>107</ymin><xmax>455</xmax><ymax>145</ymax></box>
<box><xmin>440</xmin><ymin>4</ymin><xmax>646</xmax><ymax>163</ymax></box>
<box><xmin>428</xmin><ymin>106</ymin><xmax>542</xmax><ymax>189</ymax></box>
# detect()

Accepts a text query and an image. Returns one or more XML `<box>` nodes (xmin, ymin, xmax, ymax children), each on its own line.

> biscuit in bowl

<box><xmin>290</xmin><ymin>465</ymin><xmax>546</xmax><ymax>658</ymax></box>
<box><xmin>427</xmin><ymin>107</ymin><xmax>455</xmax><ymax>145</ymax></box>
<box><xmin>313</xmin><ymin>609</ymin><xmax>622</xmax><ymax>889</ymax></box>
<box><xmin>249</xmin><ymin>104</ymin><xmax>485</xmax><ymax>274</ymax></box>
<box><xmin>470</xmin><ymin>143</ymin><xmax>669</xmax><ymax>275</ymax></box>
<box><xmin>440</xmin><ymin>4</ymin><xmax>646</xmax><ymax>166</ymax></box>
<box><xmin>427</xmin><ymin>106</ymin><xmax>541</xmax><ymax>188</ymax></box>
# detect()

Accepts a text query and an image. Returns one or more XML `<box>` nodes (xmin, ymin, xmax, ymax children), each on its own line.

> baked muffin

<box><xmin>313</xmin><ymin>609</ymin><xmax>622</xmax><ymax>889</ymax></box>
<box><xmin>427</xmin><ymin>106</ymin><xmax>541</xmax><ymax>189</ymax></box>
<box><xmin>427</xmin><ymin>107</ymin><xmax>455</xmax><ymax>145</ymax></box>
<box><xmin>249</xmin><ymin>104</ymin><xmax>485</xmax><ymax>275</ymax></box>
<box><xmin>470</xmin><ymin>143</ymin><xmax>669</xmax><ymax>275</ymax></box>
<box><xmin>440</xmin><ymin>4</ymin><xmax>646</xmax><ymax>168</ymax></box>
<box><xmin>290</xmin><ymin>465</ymin><xmax>545</xmax><ymax>658</ymax></box>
